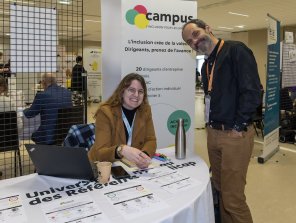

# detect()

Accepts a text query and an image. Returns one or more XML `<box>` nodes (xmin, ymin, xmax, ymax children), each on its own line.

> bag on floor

<box><xmin>279</xmin><ymin>128</ymin><xmax>295</xmax><ymax>143</ymax></box>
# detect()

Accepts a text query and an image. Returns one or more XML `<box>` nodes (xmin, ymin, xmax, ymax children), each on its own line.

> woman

<box><xmin>88</xmin><ymin>73</ymin><xmax>156</xmax><ymax>169</ymax></box>
<box><xmin>0</xmin><ymin>76</ymin><xmax>16</xmax><ymax>112</ymax></box>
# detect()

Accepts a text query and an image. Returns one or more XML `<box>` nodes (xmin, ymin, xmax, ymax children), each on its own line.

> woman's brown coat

<box><xmin>88</xmin><ymin>103</ymin><xmax>157</xmax><ymax>162</ymax></box>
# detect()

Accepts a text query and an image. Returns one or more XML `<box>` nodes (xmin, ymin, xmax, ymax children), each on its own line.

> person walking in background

<box><xmin>71</xmin><ymin>55</ymin><xmax>87</xmax><ymax>93</ymax></box>
<box><xmin>24</xmin><ymin>73</ymin><xmax>72</xmax><ymax>145</ymax></box>
<box><xmin>182</xmin><ymin>19</ymin><xmax>261</xmax><ymax>223</ymax></box>
<box><xmin>0</xmin><ymin>52</ymin><xmax>10</xmax><ymax>76</ymax></box>
<box><xmin>88</xmin><ymin>73</ymin><xmax>156</xmax><ymax>169</ymax></box>
<box><xmin>65</xmin><ymin>68</ymin><xmax>72</xmax><ymax>89</ymax></box>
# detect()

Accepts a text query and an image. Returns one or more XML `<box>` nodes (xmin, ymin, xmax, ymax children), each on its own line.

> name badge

<box><xmin>205</xmin><ymin>94</ymin><xmax>211</xmax><ymax>123</ymax></box>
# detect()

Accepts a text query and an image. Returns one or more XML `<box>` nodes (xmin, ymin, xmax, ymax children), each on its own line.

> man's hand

<box><xmin>229</xmin><ymin>129</ymin><xmax>243</xmax><ymax>137</ymax></box>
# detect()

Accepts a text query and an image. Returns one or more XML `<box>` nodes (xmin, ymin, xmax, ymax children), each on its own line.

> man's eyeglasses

<box><xmin>127</xmin><ymin>87</ymin><xmax>144</xmax><ymax>96</ymax></box>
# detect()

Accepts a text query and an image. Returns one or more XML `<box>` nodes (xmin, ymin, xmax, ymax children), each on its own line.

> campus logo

<box><xmin>126</xmin><ymin>5</ymin><xmax>194</xmax><ymax>29</ymax></box>
<box><xmin>125</xmin><ymin>5</ymin><xmax>149</xmax><ymax>29</ymax></box>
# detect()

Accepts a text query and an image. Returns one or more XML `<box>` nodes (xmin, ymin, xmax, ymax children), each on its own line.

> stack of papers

<box><xmin>120</xmin><ymin>158</ymin><xmax>160</xmax><ymax>171</ymax></box>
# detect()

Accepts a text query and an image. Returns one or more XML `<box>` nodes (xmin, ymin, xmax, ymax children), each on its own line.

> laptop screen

<box><xmin>25</xmin><ymin>144</ymin><xmax>96</xmax><ymax>180</ymax></box>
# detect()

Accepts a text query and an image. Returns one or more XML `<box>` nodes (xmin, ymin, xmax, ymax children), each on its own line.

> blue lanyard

<box><xmin>122</xmin><ymin>110</ymin><xmax>136</xmax><ymax>146</ymax></box>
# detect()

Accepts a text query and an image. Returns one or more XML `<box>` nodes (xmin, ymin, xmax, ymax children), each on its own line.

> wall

<box><xmin>231</xmin><ymin>31</ymin><xmax>249</xmax><ymax>46</ymax></box>
<box><xmin>230</xmin><ymin>27</ymin><xmax>295</xmax><ymax>90</ymax></box>
<box><xmin>59</xmin><ymin>40</ymin><xmax>101</xmax><ymax>55</ymax></box>
<box><xmin>230</xmin><ymin>29</ymin><xmax>267</xmax><ymax>88</ymax></box>
<box><xmin>84</xmin><ymin>40</ymin><xmax>101</xmax><ymax>49</ymax></box>
<box><xmin>248</xmin><ymin>29</ymin><xmax>267</xmax><ymax>88</ymax></box>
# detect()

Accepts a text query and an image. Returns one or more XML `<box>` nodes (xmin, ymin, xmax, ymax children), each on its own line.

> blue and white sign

<box><xmin>260</xmin><ymin>14</ymin><xmax>280</xmax><ymax>162</ymax></box>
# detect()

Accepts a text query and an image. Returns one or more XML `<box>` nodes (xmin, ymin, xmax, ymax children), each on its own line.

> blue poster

<box><xmin>264</xmin><ymin>16</ymin><xmax>280</xmax><ymax>135</ymax></box>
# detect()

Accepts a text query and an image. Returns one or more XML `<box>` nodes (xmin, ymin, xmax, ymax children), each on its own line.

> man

<box><xmin>71</xmin><ymin>55</ymin><xmax>87</xmax><ymax>93</ymax></box>
<box><xmin>24</xmin><ymin>73</ymin><xmax>72</xmax><ymax>145</ymax></box>
<box><xmin>0</xmin><ymin>52</ymin><xmax>11</xmax><ymax>78</ymax></box>
<box><xmin>182</xmin><ymin>19</ymin><xmax>261</xmax><ymax>223</ymax></box>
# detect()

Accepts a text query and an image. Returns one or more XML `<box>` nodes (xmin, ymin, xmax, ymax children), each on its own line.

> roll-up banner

<box><xmin>84</xmin><ymin>48</ymin><xmax>102</xmax><ymax>102</ymax></box>
<box><xmin>258</xmin><ymin>14</ymin><xmax>280</xmax><ymax>163</ymax></box>
<box><xmin>102</xmin><ymin>0</ymin><xmax>197</xmax><ymax>149</ymax></box>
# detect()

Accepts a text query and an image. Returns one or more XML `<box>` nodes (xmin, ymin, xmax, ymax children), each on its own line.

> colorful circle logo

<box><xmin>126</xmin><ymin>5</ymin><xmax>149</xmax><ymax>29</ymax></box>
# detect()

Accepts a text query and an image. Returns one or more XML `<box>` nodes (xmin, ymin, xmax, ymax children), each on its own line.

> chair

<box><xmin>63</xmin><ymin>123</ymin><xmax>95</xmax><ymax>150</ymax></box>
<box><xmin>280</xmin><ymin>88</ymin><xmax>296</xmax><ymax>128</ymax></box>
<box><xmin>0</xmin><ymin>111</ymin><xmax>23</xmax><ymax>177</ymax></box>
<box><xmin>280</xmin><ymin>87</ymin><xmax>294</xmax><ymax>112</ymax></box>
<box><xmin>253</xmin><ymin>109</ymin><xmax>264</xmax><ymax>137</ymax></box>
<box><xmin>55</xmin><ymin>106</ymin><xmax>84</xmax><ymax>145</ymax></box>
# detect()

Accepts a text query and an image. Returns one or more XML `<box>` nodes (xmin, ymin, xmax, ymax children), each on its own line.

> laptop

<box><xmin>25</xmin><ymin>144</ymin><xmax>96</xmax><ymax>180</ymax></box>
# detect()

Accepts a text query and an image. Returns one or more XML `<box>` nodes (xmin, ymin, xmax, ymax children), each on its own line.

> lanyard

<box><xmin>122</xmin><ymin>110</ymin><xmax>136</xmax><ymax>146</ymax></box>
<box><xmin>206</xmin><ymin>40</ymin><xmax>224</xmax><ymax>92</ymax></box>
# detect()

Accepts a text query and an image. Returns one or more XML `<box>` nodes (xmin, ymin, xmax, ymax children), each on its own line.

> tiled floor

<box><xmin>195</xmin><ymin>129</ymin><xmax>296</xmax><ymax>223</ymax></box>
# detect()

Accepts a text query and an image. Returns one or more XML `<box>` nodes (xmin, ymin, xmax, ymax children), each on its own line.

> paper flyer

<box><xmin>42</xmin><ymin>194</ymin><xmax>110</xmax><ymax>223</ymax></box>
<box><xmin>103</xmin><ymin>184</ymin><xmax>168</xmax><ymax>219</ymax></box>
<box><xmin>135</xmin><ymin>167</ymin><xmax>201</xmax><ymax>194</ymax></box>
<box><xmin>0</xmin><ymin>194</ymin><xmax>28</xmax><ymax>223</ymax></box>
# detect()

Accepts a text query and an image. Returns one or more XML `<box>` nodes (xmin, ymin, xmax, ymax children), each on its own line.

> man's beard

<box><xmin>195</xmin><ymin>35</ymin><xmax>213</xmax><ymax>56</ymax></box>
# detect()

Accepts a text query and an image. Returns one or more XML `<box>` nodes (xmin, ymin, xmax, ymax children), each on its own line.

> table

<box><xmin>0</xmin><ymin>148</ymin><xmax>214</xmax><ymax>223</ymax></box>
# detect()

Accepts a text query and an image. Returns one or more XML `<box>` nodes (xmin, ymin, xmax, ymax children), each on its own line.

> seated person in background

<box><xmin>0</xmin><ymin>76</ymin><xmax>16</xmax><ymax>112</ymax></box>
<box><xmin>24</xmin><ymin>73</ymin><xmax>72</xmax><ymax>145</ymax></box>
<box><xmin>88</xmin><ymin>73</ymin><xmax>157</xmax><ymax>169</ymax></box>
<box><xmin>0</xmin><ymin>76</ymin><xmax>23</xmax><ymax>129</ymax></box>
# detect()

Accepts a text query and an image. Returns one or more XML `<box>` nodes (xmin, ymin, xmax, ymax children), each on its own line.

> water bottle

<box><xmin>175</xmin><ymin>118</ymin><xmax>186</xmax><ymax>159</ymax></box>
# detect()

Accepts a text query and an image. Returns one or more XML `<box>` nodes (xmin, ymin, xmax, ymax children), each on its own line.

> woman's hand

<box><xmin>121</xmin><ymin>145</ymin><xmax>151</xmax><ymax>169</ymax></box>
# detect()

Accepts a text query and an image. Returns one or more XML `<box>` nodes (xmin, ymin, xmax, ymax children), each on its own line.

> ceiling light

<box><xmin>6</xmin><ymin>33</ymin><xmax>10</xmax><ymax>36</ymax></box>
<box><xmin>218</xmin><ymin>26</ymin><xmax>233</xmax><ymax>30</ymax></box>
<box><xmin>235</xmin><ymin>25</ymin><xmax>245</xmax><ymax>28</ymax></box>
<box><xmin>228</xmin><ymin>11</ymin><xmax>249</xmax><ymax>17</ymax></box>
<box><xmin>85</xmin><ymin>20</ymin><xmax>101</xmax><ymax>23</ymax></box>
<box><xmin>5</xmin><ymin>0</ymin><xmax>35</xmax><ymax>5</ymax></box>
<box><xmin>59</xmin><ymin>0</ymin><xmax>71</xmax><ymax>5</ymax></box>
<box><xmin>67</xmin><ymin>26</ymin><xmax>82</xmax><ymax>30</ymax></box>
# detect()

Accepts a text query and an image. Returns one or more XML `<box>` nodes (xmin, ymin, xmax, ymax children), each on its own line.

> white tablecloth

<box><xmin>0</xmin><ymin>148</ymin><xmax>214</xmax><ymax>223</ymax></box>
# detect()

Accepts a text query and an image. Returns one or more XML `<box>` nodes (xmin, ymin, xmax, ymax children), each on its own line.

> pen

<box><xmin>153</xmin><ymin>156</ymin><xmax>166</xmax><ymax>162</ymax></box>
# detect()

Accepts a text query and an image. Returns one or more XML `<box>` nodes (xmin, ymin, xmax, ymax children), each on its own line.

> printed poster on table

<box><xmin>41</xmin><ymin>194</ymin><xmax>110</xmax><ymax>223</ymax></box>
<box><xmin>0</xmin><ymin>194</ymin><xmax>27</xmax><ymax>223</ymax></box>
<box><xmin>121</xmin><ymin>0</ymin><xmax>197</xmax><ymax>149</ymax></box>
<box><xmin>103</xmin><ymin>184</ymin><xmax>168</xmax><ymax>220</ymax></box>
